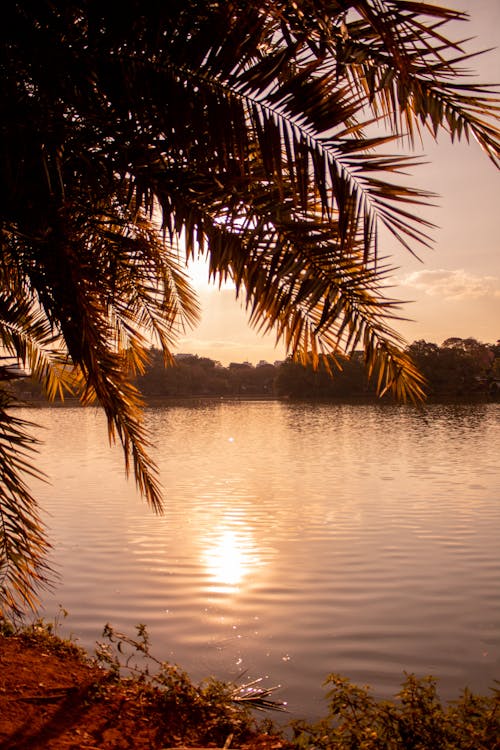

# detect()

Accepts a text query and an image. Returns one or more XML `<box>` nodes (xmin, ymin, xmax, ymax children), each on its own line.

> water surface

<box><xmin>23</xmin><ymin>401</ymin><xmax>500</xmax><ymax>720</ymax></box>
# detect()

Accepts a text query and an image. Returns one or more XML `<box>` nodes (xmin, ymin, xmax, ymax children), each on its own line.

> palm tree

<box><xmin>1</xmin><ymin>0</ymin><xmax>499</xmax><ymax>613</ymax></box>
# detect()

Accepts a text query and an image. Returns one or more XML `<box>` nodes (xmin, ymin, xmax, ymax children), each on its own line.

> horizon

<box><xmin>171</xmin><ymin>333</ymin><xmax>499</xmax><ymax>369</ymax></box>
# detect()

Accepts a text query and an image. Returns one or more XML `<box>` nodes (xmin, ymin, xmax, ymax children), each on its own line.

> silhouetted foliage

<box><xmin>12</xmin><ymin>338</ymin><xmax>500</xmax><ymax>402</ymax></box>
<box><xmin>130</xmin><ymin>338</ymin><xmax>500</xmax><ymax>400</ymax></box>
<box><xmin>408</xmin><ymin>338</ymin><xmax>499</xmax><ymax>399</ymax></box>
<box><xmin>274</xmin><ymin>352</ymin><xmax>369</xmax><ymax>399</ymax></box>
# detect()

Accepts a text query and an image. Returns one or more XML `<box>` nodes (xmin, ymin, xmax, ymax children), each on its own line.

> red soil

<box><xmin>0</xmin><ymin>632</ymin><xmax>290</xmax><ymax>750</ymax></box>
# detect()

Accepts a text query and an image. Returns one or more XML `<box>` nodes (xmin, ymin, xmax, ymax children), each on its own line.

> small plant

<box><xmin>290</xmin><ymin>672</ymin><xmax>500</xmax><ymax>750</ymax></box>
<box><xmin>95</xmin><ymin>623</ymin><xmax>286</xmax><ymax>745</ymax></box>
<box><xmin>0</xmin><ymin>607</ymin><xmax>91</xmax><ymax>668</ymax></box>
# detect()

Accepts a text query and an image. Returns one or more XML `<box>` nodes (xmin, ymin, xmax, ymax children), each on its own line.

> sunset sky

<box><xmin>178</xmin><ymin>1</ymin><xmax>500</xmax><ymax>365</ymax></box>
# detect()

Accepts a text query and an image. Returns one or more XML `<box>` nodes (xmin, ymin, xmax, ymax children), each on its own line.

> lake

<box><xmin>19</xmin><ymin>401</ymin><xmax>500</xmax><ymax>721</ymax></box>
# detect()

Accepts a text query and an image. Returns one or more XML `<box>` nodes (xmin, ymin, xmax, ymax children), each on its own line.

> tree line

<box><xmin>132</xmin><ymin>337</ymin><xmax>500</xmax><ymax>401</ymax></box>
<box><xmin>12</xmin><ymin>337</ymin><xmax>499</xmax><ymax>403</ymax></box>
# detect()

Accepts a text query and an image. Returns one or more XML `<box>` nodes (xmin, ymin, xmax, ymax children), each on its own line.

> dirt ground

<box><xmin>0</xmin><ymin>632</ymin><xmax>290</xmax><ymax>750</ymax></box>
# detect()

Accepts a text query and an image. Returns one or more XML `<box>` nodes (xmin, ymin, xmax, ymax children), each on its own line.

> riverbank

<box><xmin>0</xmin><ymin>626</ymin><xmax>289</xmax><ymax>750</ymax></box>
<box><xmin>1</xmin><ymin>622</ymin><xmax>500</xmax><ymax>748</ymax></box>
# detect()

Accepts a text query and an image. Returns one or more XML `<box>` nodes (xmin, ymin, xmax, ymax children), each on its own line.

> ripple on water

<box><xmin>31</xmin><ymin>402</ymin><xmax>500</xmax><ymax>720</ymax></box>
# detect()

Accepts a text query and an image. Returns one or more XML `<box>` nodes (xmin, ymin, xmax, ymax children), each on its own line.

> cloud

<box><xmin>399</xmin><ymin>269</ymin><xmax>500</xmax><ymax>300</ymax></box>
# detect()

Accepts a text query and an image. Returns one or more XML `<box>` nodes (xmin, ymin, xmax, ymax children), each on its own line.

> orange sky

<box><xmin>177</xmin><ymin>1</ymin><xmax>500</xmax><ymax>365</ymax></box>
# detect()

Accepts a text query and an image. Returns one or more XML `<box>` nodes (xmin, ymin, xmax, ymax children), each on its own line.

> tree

<box><xmin>408</xmin><ymin>338</ymin><xmax>496</xmax><ymax>397</ymax></box>
<box><xmin>1</xmin><ymin>1</ymin><xmax>499</xmax><ymax>613</ymax></box>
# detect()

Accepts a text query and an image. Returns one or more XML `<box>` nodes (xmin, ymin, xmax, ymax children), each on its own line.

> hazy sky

<box><xmin>177</xmin><ymin>1</ymin><xmax>500</xmax><ymax>365</ymax></box>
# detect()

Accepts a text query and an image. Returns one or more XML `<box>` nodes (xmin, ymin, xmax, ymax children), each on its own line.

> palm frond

<box><xmin>197</xmin><ymin>203</ymin><xmax>427</xmax><ymax>402</ymax></box>
<box><xmin>0</xmin><ymin>263</ymin><xmax>78</xmax><ymax>401</ymax></box>
<box><xmin>0</xmin><ymin>390</ymin><xmax>51</xmax><ymax>616</ymax></box>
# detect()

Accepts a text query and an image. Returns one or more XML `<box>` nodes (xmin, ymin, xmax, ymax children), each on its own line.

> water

<box><xmin>17</xmin><ymin>401</ymin><xmax>500</xmax><ymax>721</ymax></box>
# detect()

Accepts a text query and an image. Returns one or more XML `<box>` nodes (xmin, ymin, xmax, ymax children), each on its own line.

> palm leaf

<box><xmin>0</xmin><ymin>391</ymin><xmax>51</xmax><ymax>616</ymax></box>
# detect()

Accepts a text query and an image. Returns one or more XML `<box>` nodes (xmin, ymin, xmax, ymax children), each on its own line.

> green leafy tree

<box><xmin>291</xmin><ymin>672</ymin><xmax>500</xmax><ymax>749</ymax></box>
<box><xmin>1</xmin><ymin>1</ymin><xmax>499</xmax><ymax>613</ymax></box>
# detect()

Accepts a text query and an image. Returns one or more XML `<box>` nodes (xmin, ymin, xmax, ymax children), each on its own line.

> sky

<box><xmin>177</xmin><ymin>1</ymin><xmax>500</xmax><ymax>365</ymax></box>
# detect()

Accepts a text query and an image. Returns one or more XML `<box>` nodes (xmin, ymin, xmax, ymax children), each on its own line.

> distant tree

<box><xmin>407</xmin><ymin>340</ymin><xmax>440</xmax><ymax>360</ymax></box>
<box><xmin>408</xmin><ymin>338</ymin><xmax>496</xmax><ymax>397</ymax></box>
<box><xmin>274</xmin><ymin>353</ymin><xmax>368</xmax><ymax>398</ymax></box>
<box><xmin>253</xmin><ymin>362</ymin><xmax>278</xmax><ymax>395</ymax></box>
<box><xmin>1</xmin><ymin>1</ymin><xmax>500</xmax><ymax>612</ymax></box>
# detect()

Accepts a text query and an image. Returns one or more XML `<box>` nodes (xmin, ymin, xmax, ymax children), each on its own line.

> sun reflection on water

<box><xmin>202</xmin><ymin>526</ymin><xmax>259</xmax><ymax>590</ymax></box>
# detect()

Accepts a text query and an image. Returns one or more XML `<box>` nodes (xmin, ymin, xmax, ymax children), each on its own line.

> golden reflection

<box><xmin>203</xmin><ymin>527</ymin><xmax>258</xmax><ymax>589</ymax></box>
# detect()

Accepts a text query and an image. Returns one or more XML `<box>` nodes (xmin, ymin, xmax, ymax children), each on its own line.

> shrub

<box><xmin>290</xmin><ymin>673</ymin><xmax>500</xmax><ymax>750</ymax></box>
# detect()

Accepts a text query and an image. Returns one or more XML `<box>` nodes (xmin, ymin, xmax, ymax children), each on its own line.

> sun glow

<box><xmin>202</xmin><ymin>527</ymin><xmax>257</xmax><ymax>589</ymax></box>
<box><xmin>187</xmin><ymin>255</ymin><xmax>236</xmax><ymax>292</ymax></box>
